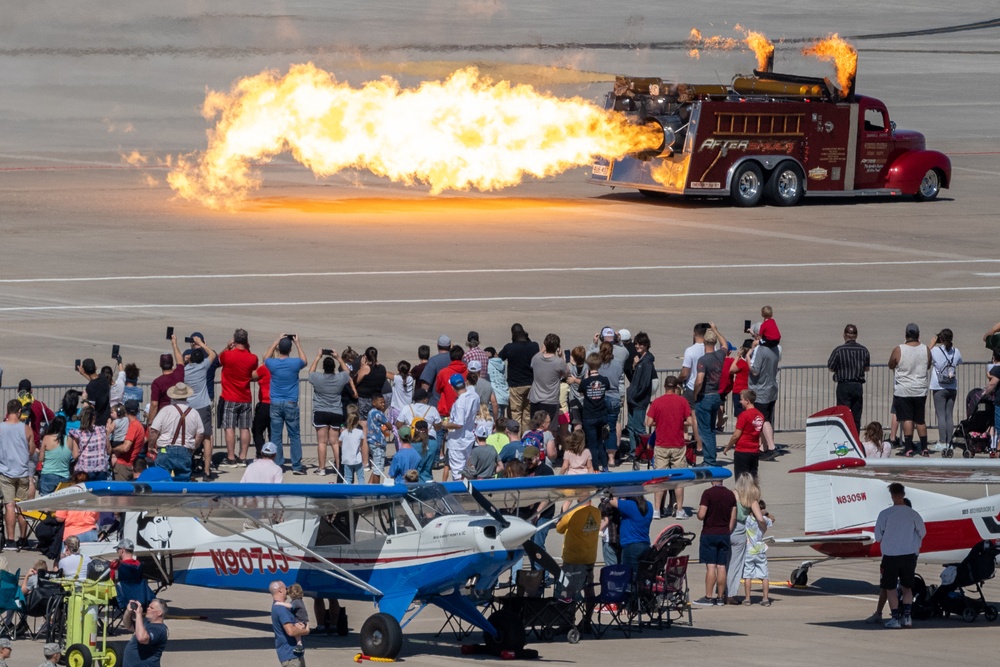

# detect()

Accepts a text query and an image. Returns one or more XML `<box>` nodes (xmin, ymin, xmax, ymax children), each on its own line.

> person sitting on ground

<box><xmin>240</xmin><ymin>442</ymin><xmax>283</xmax><ymax>484</ymax></box>
<box><xmin>861</xmin><ymin>421</ymin><xmax>892</xmax><ymax>458</ymax></box>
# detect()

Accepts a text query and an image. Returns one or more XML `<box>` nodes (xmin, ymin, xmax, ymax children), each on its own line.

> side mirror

<box><xmin>890</xmin><ymin>120</ymin><xmax>897</xmax><ymax>132</ymax></box>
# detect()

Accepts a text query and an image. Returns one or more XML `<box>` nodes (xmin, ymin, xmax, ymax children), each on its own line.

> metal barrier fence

<box><xmin>1</xmin><ymin>362</ymin><xmax>989</xmax><ymax>444</ymax></box>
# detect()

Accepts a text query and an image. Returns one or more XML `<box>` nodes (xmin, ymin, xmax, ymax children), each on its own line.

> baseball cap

<box><xmin>397</xmin><ymin>425</ymin><xmax>411</xmax><ymax>441</ymax></box>
<box><xmin>467</xmin><ymin>360</ymin><xmax>482</xmax><ymax>373</ymax></box>
<box><xmin>905</xmin><ymin>323</ymin><xmax>920</xmax><ymax>338</ymax></box>
<box><xmin>474</xmin><ymin>424</ymin><xmax>491</xmax><ymax>439</ymax></box>
<box><xmin>190</xmin><ymin>331</ymin><xmax>204</xmax><ymax>342</ymax></box>
<box><xmin>124</xmin><ymin>399</ymin><xmax>140</xmax><ymax>415</ymax></box>
<box><xmin>116</xmin><ymin>538</ymin><xmax>135</xmax><ymax>551</ymax></box>
<box><xmin>505</xmin><ymin>419</ymin><xmax>520</xmax><ymax>433</ymax></box>
<box><xmin>601</xmin><ymin>326</ymin><xmax>615</xmax><ymax>339</ymax></box>
<box><xmin>522</xmin><ymin>445</ymin><xmax>540</xmax><ymax>459</ymax></box>
<box><xmin>618</xmin><ymin>329</ymin><xmax>631</xmax><ymax>341</ymax></box>
<box><xmin>449</xmin><ymin>374</ymin><xmax>466</xmax><ymax>389</ymax></box>
<box><xmin>467</xmin><ymin>331</ymin><xmax>480</xmax><ymax>344</ymax></box>
<box><xmin>437</xmin><ymin>334</ymin><xmax>451</xmax><ymax>348</ymax></box>
<box><xmin>44</xmin><ymin>643</ymin><xmax>61</xmax><ymax>657</ymax></box>
<box><xmin>261</xmin><ymin>441</ymin><xmax>279</xmax><ymax>456</ymax></box>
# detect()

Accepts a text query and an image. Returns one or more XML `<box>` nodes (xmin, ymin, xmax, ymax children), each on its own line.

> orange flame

<box><xmin>166</xmin><ymin>64</ymin><xmax>660</xmax><ymax>209</ymax></box>
<box><xmin>802</xmin><ymin>34</ymin><xmax>857</xmax><ymax>93</ymax></box>
<box><xmin>688</xmin><ymin>26</ymin><xmax>774</xmax><ymax>70</ymax></box>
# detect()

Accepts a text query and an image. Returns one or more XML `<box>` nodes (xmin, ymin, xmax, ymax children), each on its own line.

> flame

<box><xmin>166</xmin><ymin>64</ymin><xmax>660</xmax><ymax>209</ymax></box>
<box><xmin>802</xmin><ymin>34</ymin><xmax>857</xmax><ymax>93</ymax></box>
<box><xmin>687</xmin><ymin>26</ymin><xmax>774</xmax><ymax>70</ymax></box>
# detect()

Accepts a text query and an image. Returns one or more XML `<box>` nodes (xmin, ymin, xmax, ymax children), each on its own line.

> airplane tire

<box><xmin>484</xmin><ymin>610</ymin><xmax>526</xmax><ymax>654</ymax></box>
<box><xmin>66</xmin><ymin>644</ymin><xmax>93</xmax><ymax>667</ymax></box>
<box><xmin>359</xmin><ymin>613</ymin><xmax>403</xmax><ymax>659</ymax></box>
<box><xmin>789</xmin><ymin>567</ymin><xmax>809</xmax><ymax>587</ymax></box>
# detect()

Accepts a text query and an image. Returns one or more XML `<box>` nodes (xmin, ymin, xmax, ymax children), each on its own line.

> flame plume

<box><xmin>802</xmin><ymin>34</ymin><xmax>857</xmax><ymax>93</ymax></box>
<box><xmin>166</xmin><ymin>64</ymin><xmax>660</xmax><ymax>209</ymax></box>
<box><xmin>743</xmin><ymin>30</ymin><xmax>775</xmax><ymax>71</ymax></box>
<box><xmin>687</xmin><ymin>26</ymin><xmax>773</xmax><ymax>70</ymax></box>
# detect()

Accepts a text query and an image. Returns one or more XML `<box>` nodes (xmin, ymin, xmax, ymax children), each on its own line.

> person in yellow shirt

<box><xmin>555</xmin><ymin>501</ymin><xmax>601</xmax><ymax>619</ymax></box>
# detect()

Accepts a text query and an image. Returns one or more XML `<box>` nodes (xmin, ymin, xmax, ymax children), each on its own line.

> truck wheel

<box><xmin>730</xmin><ymin>162</ymin><xmax>764</xmax><ymax>207</ymax></box>
<box><xmin>766</xmin><ymin>162</ymin><xmax>805</xmax><ymax>206</ymax></box>
<box><xmin>914</xmin><ymin>168</ymin><xmax>941</xmax><ymax>201</ymax></box>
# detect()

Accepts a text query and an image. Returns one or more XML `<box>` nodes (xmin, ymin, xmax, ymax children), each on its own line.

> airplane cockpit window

<box><xmin>354</xmin><ymin>501</ymin><xmax>416</xmax><ymax>541</ymax></box>
<box><xmin>407</xmin><ymin>485</ymin><xmax>463</xmax><ymax>527</ymax></box>
<box><xmin>315</xmin><ymin>512</ymin><xmax>351</xmax><ymax>546</ymax></box>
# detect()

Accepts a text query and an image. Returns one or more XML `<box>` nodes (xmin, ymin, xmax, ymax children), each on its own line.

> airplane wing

<box><xmin>769</xmin><ymin>533</ymin><xmax>874</xmax><ymax>546</ymax></box>
<box><xmin>443</xmin><ymin>466</ymin><xmax>731</xmax><ymax>512</ymax></box>
<box><xmin>790</xmin><ymin>457</ymin><xmax>1000</xmax><ymax>485</ymax></box>
<box><xmin>18</xmin><ymin>481</ymin><xmax>412</xmax><ymax>520</ymax></box>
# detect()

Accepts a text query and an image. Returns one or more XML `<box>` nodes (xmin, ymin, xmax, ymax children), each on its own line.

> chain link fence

<box><xmin>1</xmin><ymin>362</ymin><xmax>988</xmax><ymax>444</ymax></box>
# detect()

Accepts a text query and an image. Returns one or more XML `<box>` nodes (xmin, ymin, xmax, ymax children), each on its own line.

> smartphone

<box><xmin>111</xmin><ymin>344</ymin><xmax>120</xmax><ymax>359</ymax></box>
<box><xmin>285</xmin><ymin>334</ymin><xmax>297</xmax><ymax>339</ymax></box>
<box><xmin>321</xmin><ymin>348</ymin><xmax>333</xmax><ymax>356</ymax></box>
<box><xmin>564</xmin><ymin>350</ymin><xmax>571</xmax><ymax>362</ymax></box>
<box><xmin>744</xmin><ymin>319</ymin><xmax>752</xmax><ymax>333</ymax></box>
<box><xmin>165</xmin><ymin>326</ymin><xmax>174</xmax><ymax>340</ymax></box>
<box><xmin>74</xmin><ymin>359</ymin><xmax>81</xmax><ymax>369</ymax></box>
<box><xmin>184</xmin><ymin>336</ymin><xmax>194</xmax><ymax>344</ymax></box>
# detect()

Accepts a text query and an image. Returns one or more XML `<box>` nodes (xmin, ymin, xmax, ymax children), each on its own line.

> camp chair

<box><xmin>0</xmin><ymin>569</ymin><xmax>23</xmax><ymax>639</ymax></box>
<box><xmin>589</xmin><ymin>564</ymin><xmax>633</xmax><ymax>638</ymax></box>
<box><xmin>113</xmin><ymin>562</ymin><xmax>156</xmax><ymax>625</ymax></box>
<box><xmin>22</xmin><ymin>575</ymin><xmax>65</xmax><ymax>641</ymax></box>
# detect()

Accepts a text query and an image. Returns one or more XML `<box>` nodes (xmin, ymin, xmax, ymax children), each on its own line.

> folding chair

<box><xmin>22</xmin><ymin>575</ymin><xmax>66</xmax><ymax>641</ymax></box>
<box><xmin>0</xmin><ymin>569</ymin><xmax>23</xmax><ymax>639</ymax></box>
<box><xmin>589</xmin><ymin>564</ymin><xmax>633</xmax><ymax>638</ymax></box>
<box><xmin>111</xmin><ymin>562</ymin><xmax>157</xmax><ymax>629</ymax></box>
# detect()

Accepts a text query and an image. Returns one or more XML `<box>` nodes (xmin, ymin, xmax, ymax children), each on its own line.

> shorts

<box><xmin>880</xmin><ymin>553</ymin><xmax>918</xmax><ymax>590</ymax></box>
<box><xmin>369</xmin><ymin>444</ymin><xmax>386</xmax><ymax>473</ymax></box>
<box><xmin>0</xmin><ymin>475</ymin><xmax>29</xmax><ymax>505</ymax></box>
<box><xmin>221</xmin><ymin>400</ymin><xmax>253</xmax><ymax>430</ymax></box>
<box><xmin>195</xmin><ymin>405</ymin><xmax>213</xmax><ymax>437</ymax></box>
<box><xmin>892</xmin><ymin>395</ymin><xmax>926</xmax><ymax>425</ymax></box>
<box><xmin>313</xmin><ymin>411</ymin><xmax>345</xmax><ymax>429</ymax></box>
<box><xmin>744</xmin><ymin>550</ymin><xmax>769</xmax><ymax>580</ymax></box>
<box><xmin>699</xmin><ymin>532</ymin><xmax>732</xmax><ymax>566</ymax></box>
<box><xmin>568</xmin><ymin>399</ymin><xmax>583</xmax><ymax>426</ymax></box>
<box><xmin>754</xmin><ymin>400</ymin><xmax>775</xmax><ymax>424</ymax></box>
<box><xmin>112</xmin><ymin>462</ymin><xmax>134</xmax><ymax>482</ymax></box>
<box><xmin>654</xmin><ymin>446</ymin><xmax>688</xmax><ymax>469</ymax></box>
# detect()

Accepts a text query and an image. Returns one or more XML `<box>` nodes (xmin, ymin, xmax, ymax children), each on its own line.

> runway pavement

<box><xmin>2</xmin><ymin>1</ymin><xmax>1000</xmax><ymax>664</ymax></box>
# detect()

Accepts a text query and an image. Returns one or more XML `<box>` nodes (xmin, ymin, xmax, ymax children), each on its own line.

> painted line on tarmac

<box><xmin>4</xmin><ymin>284</ymin><xmax>1000</xmax><ymax>312</ymax></box>
<box><xmin>0</xmin><ymin>258</ymin><xmax>996</xmax><ymax>284</ymax></box>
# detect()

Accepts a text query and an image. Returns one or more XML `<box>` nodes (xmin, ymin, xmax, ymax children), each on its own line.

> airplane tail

<box><xmin>803</xmin><ymin>407</ymin><xmax>958</xmax><ymax>532</ymax></box>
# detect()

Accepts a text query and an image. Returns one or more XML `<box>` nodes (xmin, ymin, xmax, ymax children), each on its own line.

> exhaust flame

<box><xmin>687</xmin><ymin>26</ymin><xmax>774</xmax><ymax>70</ymax></box>
<box><xmin>167</xmin><ymin>64</ymin><xmax>660</xmax><ymax>209</ymax></box>
<box><xmin>802</xmin><ymin>34</ymin><xmax>857</xmax><ymax>93</ymax></box>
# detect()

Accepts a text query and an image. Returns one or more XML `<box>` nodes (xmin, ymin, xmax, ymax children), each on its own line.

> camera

<box><xmin>321</xmin><ymin>349</ymin><xmax>333</xmax><ymax>356</ymax></box>
<box><xmin>285</xmin><ymin>333</ymin><xmax>297</xmax><ymax>339</ymax></box>
<box><xmin>184</xmin><ymin>336</ymin><xmax>194</xmax><ymax>344</ymax></box>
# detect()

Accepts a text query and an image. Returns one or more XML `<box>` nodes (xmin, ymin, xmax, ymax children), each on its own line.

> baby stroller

<box><xmin>633</xmin><ymin>524</ymin><xmax>695</xmax><ymax>628</ymax></box>
<box><xmin>916</xmin><ymin>540</ymin><xmax>1000</xmax><ymax>622</ymax></box>
<box><xmin>946</xmin><ymin>391</ymin><xmax>995</xmax><ymax>458</ymax></box>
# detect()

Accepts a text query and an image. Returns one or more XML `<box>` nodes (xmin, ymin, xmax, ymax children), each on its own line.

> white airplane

<box><xmin>776</xmin><ymin>406</ymin><xmax>1000</xmax><ymax>584</ymax></box>
<box><xmin>22</xmin><ymin>467</ymin><xmax>728</xmax><ymax>660</ymax></box>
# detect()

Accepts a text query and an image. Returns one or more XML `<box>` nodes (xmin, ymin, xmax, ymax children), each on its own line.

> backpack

<box><xmin>936</xmin><ymin>348</ymin><xmax>957</xmax><ymax>385</ymax></box>
<box><xmin>408</xmin><ymin>403</ymin><xmax>434</xmax><ymax>435</ymax></box>
<box><xmin>521</xmin><ymin>430</ymin><xmax>546</xmax><ymax>460</ymax></box>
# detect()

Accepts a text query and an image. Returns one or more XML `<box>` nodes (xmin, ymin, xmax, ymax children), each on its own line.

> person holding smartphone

<box><xmin>123</xmin><ymin>598</ymin><xmax>169</xmax><ymax>667</ymax></box>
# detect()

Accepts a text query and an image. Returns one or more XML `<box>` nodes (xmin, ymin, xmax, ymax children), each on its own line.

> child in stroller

<box><xmin>946</xmin><ymin>389</ymin><xmax>995</xmax><ymax>458</ymax></box>
<box><xmin>633</xmin><ymin>524</ymin><xmax>696</xmax><ymax>628</ymax></box>
<box><xmin>916</xmin><ymin>540</ymin><xmax>1000</xmax><ymax>622</ymax></box>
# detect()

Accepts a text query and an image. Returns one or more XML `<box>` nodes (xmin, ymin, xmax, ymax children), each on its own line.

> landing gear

<box><xmin>484</xmin><ymin>610</ymin><xmax>526</xmax><ymax>654</ymax></box>
<box><xmin>359</xmin><ymin>613</ymin><xmax>403</xmax><ymax>660</ymax></box>
<box><xmin>789</xmin><ymin>566</ymin><xmax>809</xmax><ymax>587</ymax></box>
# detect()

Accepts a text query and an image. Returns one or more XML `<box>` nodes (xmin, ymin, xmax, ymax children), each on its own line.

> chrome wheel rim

<box><xmin>777</xmin><ymin>170</ymin><xmax>799</xmax><ymax>200</ymax></box>
<box><xmin>919</xmin><ymin>170</ymin><xmax>939</xmax><ymax>198</ymax></box>
<box><xmin>738</xmin><ymin>170</ymin><xmax>760</xmax><ymax>198</ymax></box>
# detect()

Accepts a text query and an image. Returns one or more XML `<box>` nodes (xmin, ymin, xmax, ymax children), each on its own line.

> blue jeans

<box><xmin>155</xmin><ymin>446</ymin><xmax>192</xmax><ymax>481</ymax></box>
<box><xmin>39</xmin><ymin>473</ymin><xmax>69</xmax><ymax>496</ymax></box>
<box><xmin>605</xmin><ymin>394</ymin><xmax>621</xmax><ymax>455</ymax></box>
<box><xmin>583</xmin><ymin>417</ymin><xmax>609</xmax><ymax>471</ymax></box>
<box><xmin>626</xmin><ymin>403</ymin><xmax>647</xmax><ymax>455</ymax></box>
<box><xmin>621</xmin><ymin>541</ymin><xmax>650</xmax><ymax>576</ymax></box>
<box><xmin>696</xmin><ymin>392</ymin><xmax>722</xmax><ymax>465</ymax></box>
<box><xmin>270</xmin><ymin>401</ymin><xmax>302</xmax><ymax>470</ymax></box>
<box><xmin>416</xmin><ymin>437</ymin><xmax>440</xmax><ymax>482</ymax></box>
<box><xmin>343</xmin><ymin>463</ymin><xmax>364</xmax><ymax>484</ymax></box>
<box><xmin>603</xmin><ymin>541</ymin><xmax>620</xmax><ymax>566</ymax></box>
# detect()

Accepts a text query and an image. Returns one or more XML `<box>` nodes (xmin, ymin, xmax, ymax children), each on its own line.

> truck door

<box><xmin>854</xmin><ymin>99</ymin><xmax>895</xmax><ymax>188</ymax></box>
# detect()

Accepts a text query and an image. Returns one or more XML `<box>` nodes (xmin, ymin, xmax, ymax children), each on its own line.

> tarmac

<box><xmin>1</xmin><ymin>1</ymin><xmax>1000</xmax><ymax>664</ymax></box>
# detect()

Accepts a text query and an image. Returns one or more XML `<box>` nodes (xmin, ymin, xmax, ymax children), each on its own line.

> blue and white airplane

<box><xmin>21</xmin><ymin>468</ymin><xmax>728</xmax><ymax>659</ymax></box>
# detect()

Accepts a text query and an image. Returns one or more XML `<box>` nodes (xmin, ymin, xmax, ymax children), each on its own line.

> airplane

<box><xmin>774</xmin><ymin>406</ymin><xmax>1000</xmax><ymax>585</ymax></box>
<box><xmin>21</xmin><ymin>467</ymin><xmax>729</xmax><ymax>660</ymax></box>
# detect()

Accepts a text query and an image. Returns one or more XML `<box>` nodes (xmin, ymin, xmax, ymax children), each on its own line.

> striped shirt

<box><xmin>827</xmin><ymin>340</ymin><xmax>870</xmax><ymax>384</ymax></box>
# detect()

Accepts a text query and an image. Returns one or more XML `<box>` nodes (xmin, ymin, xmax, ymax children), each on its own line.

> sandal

<box><xmin>759</xmin><ymin>598</ymin><xmax>772</xmax><ymax>607</ymax></box>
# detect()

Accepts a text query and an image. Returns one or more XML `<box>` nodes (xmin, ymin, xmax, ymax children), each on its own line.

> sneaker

<box><xmin>658</xmin><ymin>509</ymin><xmax>671</xmax><ymax>519</ymax></box>
<box><xmin>759</xmin><ymin>450</ymin><xmax>778</xmax><ymax>461</ymax></box>
<box><xmin>236</xmin><ymin>458</ymin><xmax>248</xmax><ymax>467</ymax></box>
<box><xmin>293</xmin><ymin>645</ymin><xmax>305</xmax><ymax>657</ymax></box>
<box><xmin>3</xmin><ymin>539</ymin><xmax>14</xmax><ymax>550</ymax></box>
<box><xmin>928</xmin><ymin>442</ymin><xmax>946</xmax><ymax>452</ymax></box>
<box><xmin>221</xmin><ymin>458</ymin><xmax>240</xmax><ymax>468</ymax></box>
<box><xmin>903</xmin><ymin>614</ymin><xmax>912</xmax><ymax>628</ymax></box>
<box><xmin>759</xmin><ymin>598</ymin><xmax>771</xmax><ymax>607</ymax></box>
<box><xmin>864</xmin><ymin>612</ymin><xmax>883</xmax><ymax>624</ymax></box>
<box><xmin>675</xmin><ymin>509</ymin><xmax>691</xmax><ymax>520</ymax></box>
<box><xmin>314</xmin><ymin>468</ymin><xmax>328</xmax><ymax>476</ymax></box>
<box><xmin>884</xmin><ymin>617</ymin><xmax>901</xmax><ymax>629</ymax></box>
<box><xmin>292</xmin><ymin>469</ymin><xmax>307</xmax><ymax>476</ymax></box>
<box><xmin>920</xmin><ymin>450</ymin><xmax>930</xmax><ymax>457</ymax></box>
<box><xmin>692</xmin><ymin>597</ymin><xmax>717</xmax><ymax>606</ymax></box>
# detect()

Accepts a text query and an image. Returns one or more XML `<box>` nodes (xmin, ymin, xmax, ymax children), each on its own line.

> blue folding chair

<box><xmin>590</xmin><ymin>564</ymin><xmax>633</xmax><ymax>638</ymax></box>
<box><xmin>0</xmin><ymin>569</ymin><xmax>24</xmax><ymax>639</ymax></box>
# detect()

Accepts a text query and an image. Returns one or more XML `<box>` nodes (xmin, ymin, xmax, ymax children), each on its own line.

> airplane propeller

<box><xmin>469</xmin><ymin>485</ymin><xmax>510</xmax><ymax>529</ymax></box>
<box><xmin>521</xmin><ymin>539</ymin><xmax>562</xmax><ymax>581</ymax></box>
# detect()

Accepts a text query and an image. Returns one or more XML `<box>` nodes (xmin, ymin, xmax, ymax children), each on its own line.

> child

<box><xmin>744</xmin><ymin>499</ymin><xmax>774</xmax><ymax>605</ymax></box>
<box><xmin>340</xmin><ymin>407</ymin><xmax>367</xmax><ymax>484</ymax></box>
<box><xmin>561</xmin><ymin>430</ymin><xmax>594</xmax><ymax>512</ymax></box>
<box><xmin>758</xmin><ymin>305</ymin><xmax>781</xmax><ymax>348</ymax></box>
<box><xmin>861</xmin><ymin>421</ymin><xmax>891</xmax><ymax>458</ymax></box>
<box><xmin>366</xmin><ymin>395</ymin><xmax>392</xmax><ymax>483</ymax></box>
<box><xmin>109</xmin><ymin>404</ymin><xmax>128</xmax><ymax>449</ymax></box>
<box><xmin>280</xmin><ymin>583</ymin><xmax>310</xmax><ymax>656</ymax></box>
<box><xmin>387</xmin><ymin>360</ymin><xmax>414</xmax><ymax>422</ymax></box>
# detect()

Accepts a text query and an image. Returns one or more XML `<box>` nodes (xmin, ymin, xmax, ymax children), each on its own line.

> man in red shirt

<box><xmin>218</xmin><ymin>329</ymin><xmax>259</xmax><ymax>466</ymax></box>
<box><xmin>251</xmin><ymin>363</ymin><xmax>271</xmax><ymax>460</ymax></box>
<box><xmin>726</xmin><ymin>341</ymin><xmax>751</xmax><ymax>420</ymax></box>
<box><xmin>723</xmin><ymin>389</ymin><xmax>765</xmax><ymax>480</ymax></box>
<box><xmin>148</xmin><ymin>343</ymin><xmax>185</xmax><ymax>426</ymax></box>
<box><xmin>646</xmin><ymin>375</ymin><xmax>701</xmax><ymax>519</ymax></box>
<box><xmin>434</xmin><ymin>346</ymin><xmax>468</xmax><ymax>417</ymax></box>
<box><xmin>111</xmin><ymin>401</ymin><xmax>146</xmax><ymax>480</ymax></box>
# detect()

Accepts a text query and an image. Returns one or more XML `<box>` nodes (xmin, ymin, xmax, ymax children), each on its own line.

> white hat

<box><xmin>467</xmin><ymin>360</ymin><xmax>482</xmax><ymax>373</ymax></box>
<box><xmin>600</xmin><ymin>326</ymin><xmax>615</xmax><ymax>339</ymax></box>
<box><xmin>618</xmin><ymin>329</ymin><xmax>631</xmax><ymax>341</ymax></box>
<box><xmin>474</xmin><ymin>424</ymin><xmax>491</xmax><ymax>439</ymax></box>
<box><xmin>261</xmin><ymin>442</ymin><xmax>279</xmax><ymax>456</ymax></box>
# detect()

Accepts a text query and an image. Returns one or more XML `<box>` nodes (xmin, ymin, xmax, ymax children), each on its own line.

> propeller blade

<box><xmin>522</xmin><ymin>539</ymin><xmax>561</xmax><ymax>581</ymax></box>
<box><xmin>469</xmin><ymin>484</ymin><xmax>510</xmax><ymax>529</ymax></box>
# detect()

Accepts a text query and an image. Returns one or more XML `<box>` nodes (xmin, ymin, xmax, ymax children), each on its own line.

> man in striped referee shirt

<box><xmin>827</xmin><ymin>324</ymin><xmax>870</xmax><ymax>431</ymax></box>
